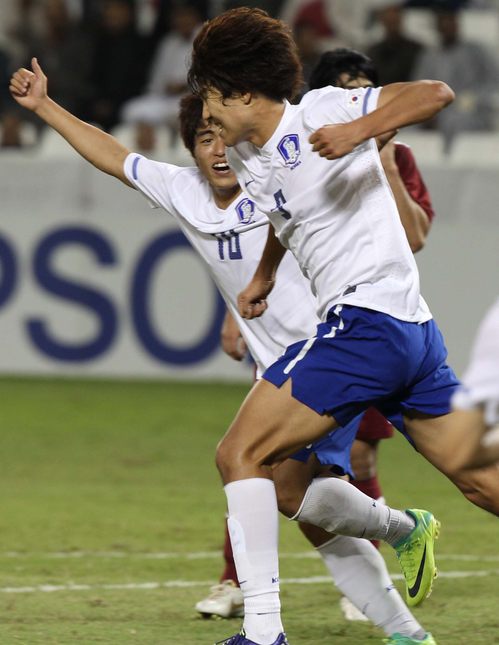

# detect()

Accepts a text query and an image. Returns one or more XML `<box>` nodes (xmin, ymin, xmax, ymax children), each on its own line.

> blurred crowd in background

<box><xmin>2</xmin><ymin>0</ymin><xmax>499</xmax><ymax>153</ymax></box>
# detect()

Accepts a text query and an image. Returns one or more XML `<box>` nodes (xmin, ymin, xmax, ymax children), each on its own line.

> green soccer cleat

<box><xmin>393</xmin><ymin>509</ymin><xmax>440</xmax><ymax>607</ymax></box>
<box><xmin>383</xmin><ymin>633</ymin><xmax>437</xmax><ymax>644</ymax></box>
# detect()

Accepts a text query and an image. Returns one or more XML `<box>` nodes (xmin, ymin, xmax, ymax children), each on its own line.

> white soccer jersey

<box><xmin>123</xmin><ymin>153</ymin><xmax>319</xmax><ymax>376</ymax></box>
<box><xmin>452</xmin><ymin>298</ymin><xmax>499</xmax><ymax>426</ymax></box>
<box><xmin>226</xmin><ymin>86</ymin><xmax>432</xmax><ymax>324</ymax></box>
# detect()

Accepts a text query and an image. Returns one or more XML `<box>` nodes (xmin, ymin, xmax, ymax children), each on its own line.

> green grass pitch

<box><xmin>0</xmin><ymin>377</ymin><xmax>498</xmax><ymax>644</ymax></box>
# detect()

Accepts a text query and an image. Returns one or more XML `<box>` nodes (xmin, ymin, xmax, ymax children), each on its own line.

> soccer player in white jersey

<box><xmin>187</xmin><ymin>8</ymin><xmax>499</xmax><ymax>645</ymax></box>
<box><xmin>450</xmin><ymin>297</ymin><xmax>499</xmax><ymax>471</ymax></box>
<box><xmin>10</xmin><ymin>64</ymin><xmax>438</xmax><ymax>644</ymax></box>
<box><xmin>204</xmin><ymin>46</ymin><xmax>439</xmax><ymax>626</ymax></box>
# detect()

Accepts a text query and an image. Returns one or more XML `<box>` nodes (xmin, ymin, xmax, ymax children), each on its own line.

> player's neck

<box><xmin>245</xmin><ymin>100</ymin><xmax>287</xmax><ymax>148</ymax></box>
<box><xmin>211</xmin><ymin>183</ymin><xmax>242</xmax><ymax>209</ymax></box>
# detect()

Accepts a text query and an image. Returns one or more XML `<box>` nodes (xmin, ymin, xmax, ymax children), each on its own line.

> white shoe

<box><xmin>195</xmin><ymin>580</ymin><xmax>244</xmax><ymax>619</ymax></box>
<box><xmin>339</xmin><ymin>596</ymin><xmax>369</xmax><ymax>622</ymax></box>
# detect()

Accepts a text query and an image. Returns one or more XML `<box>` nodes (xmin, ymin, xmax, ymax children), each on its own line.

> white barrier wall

<box><xmin>0</xmin><ymin>153</ymin><xmax>498</xmax><ymax>380</ymax></box>
<box><xmin>0</xmin><ymin>155</ymin><xmax>252</xmax><ymax>380</ymax></box>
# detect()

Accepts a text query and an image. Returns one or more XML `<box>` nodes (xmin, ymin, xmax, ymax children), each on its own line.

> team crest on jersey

<box><xmin>278</xmin><ymin>134</ymin><xmax>301</xmax><ymax>167</ymax></box>
<box><xmin>236</xmin><ymin>197</ymin><xmax>255</xmax><ymax>224</ymax></box>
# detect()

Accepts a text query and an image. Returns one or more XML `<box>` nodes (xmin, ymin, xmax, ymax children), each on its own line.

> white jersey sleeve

<box><xmin>123</xmin><ymin>153</ymin><xmax>197</xmax><ymax>212</ymax></box>
<box><xmin>453</xmin><ymin>298</ymin><xmax>499</xmax><ymax>426</ymax></box>
<box><xmin>303</xmin><ymin>86</ymin><xmax>382</xmax><ymax>131</ymax></box>
<box><xmin>124</xmin><ymin>151</ymin><xmax>319</xmax><ymax>374</ymax></box>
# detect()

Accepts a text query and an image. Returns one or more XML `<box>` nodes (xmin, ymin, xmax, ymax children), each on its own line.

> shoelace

<box><xmin>396</xmin><ymin>541</ymin><xmax>421</xmax><ymax>578</ymax></box>
<box><xmin>207</xmin><ymin>583</ymin><xmax>234</xmax><ymax>600</ymax></box>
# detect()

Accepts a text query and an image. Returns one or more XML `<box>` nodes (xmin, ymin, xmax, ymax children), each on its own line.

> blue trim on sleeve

<box><xmin>132</xmin><ymin>156</ymin><xmax>140</xmax><ymax>181</ymax></box>
<box><xmin>362</xmin><ymin>87</ymin><xmax>373</xmax><ymax>117</ymax></box>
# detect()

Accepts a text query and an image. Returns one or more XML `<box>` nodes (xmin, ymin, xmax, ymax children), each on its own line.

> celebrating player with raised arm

<box><xmin>10</xmin><ymin>62</ymin><xmax>437</xmax><ymax>643</ymax></box>
<box><xmin>187</xmin><ymin>8</ymin><xmax>499</xmax><ymax>645</ymax></box>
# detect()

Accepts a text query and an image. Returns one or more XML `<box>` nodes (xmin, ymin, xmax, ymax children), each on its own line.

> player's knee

<box><xmin>215</xmin><ymin>437</ymin><xmax>237</xmax><ymax>478</ymax></box>
<box><xmin>215</xmin><ymin>434</ymin><xmax>257</xmax><ymax>480</ymax></box>
<box><xmin>461</xmin><ymin>486</ymin><xmax>499</xmax><ymax>516</ymax></box>
<box><xmin>275</xmin><ymin>485</ymin><xmax>303</xmax><ymax>518</ymax></box>
<box><xmin>448</xmin><ymin>467</ymin><xmax>499</xmax><ymax>517</ymax></box>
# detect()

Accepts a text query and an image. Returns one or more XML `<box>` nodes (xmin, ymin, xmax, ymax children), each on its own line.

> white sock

<box><xmin>225</xmin><ymin>478</ymin><xmax>283</xmax><ymax>645</ymax></box>
<box><xmin>292</xmin><ymin>478</ymin><xmax>415</xmax><ymax>546</ymax></box>
<box><xmin>318</xmin><ymin>536</ymin><xmax>426</xmax><ymax>638</ymax></box>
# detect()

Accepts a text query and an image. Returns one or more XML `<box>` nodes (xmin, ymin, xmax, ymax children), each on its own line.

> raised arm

<box><xmin>238</xmin><ymin>225</ymin><xmax>287</xmax><ymax>320</ymax></box>
<box><xmin>10</xmin><ymin>58</ymin><xmax>132</xmax><ymax>186</ymax></box>
<box><xmin>310</xmin><ymin>80</ymin><xmax>455</xmax><ymax>160</ymax></box>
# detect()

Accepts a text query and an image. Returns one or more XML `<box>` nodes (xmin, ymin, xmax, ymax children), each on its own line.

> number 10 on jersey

<box><xmin>212</xmin><ymin>230</ymin><xmax>243</xmax><ymax>260</ymax></box>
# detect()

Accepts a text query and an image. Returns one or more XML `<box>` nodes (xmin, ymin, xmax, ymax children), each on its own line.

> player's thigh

<box><xmin>403</xmin><ymin>410</ymin><xmax>499</xmax><ymax>513</ymax></box>
<box><xmin>217</xmin><ymin>378</ymin><xmax>338</xmax><ymax>478</ymax></box>
<box><xmin>403</xmin><ymin>410</ymin><xmax>466</xmax><ymax>474</ymax></box>
<box><xmin>350</xmin><ymin>438</ymin><xmax>379</xmax><ymax>481</ymax></box>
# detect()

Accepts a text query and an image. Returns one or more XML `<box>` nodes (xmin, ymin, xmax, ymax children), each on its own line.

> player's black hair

<box><xmin>188</xmin><ymin>7</ymin><xmax>303</xmax><ymax>103</ymax></box>
<box><xmin>179</xmin><ymin>93</ymin><xmax>204</xmax><ymax>156</ymax></box>
<box><xmin>309</xmin><ymin>48</ymin><xmax>379</xmax><ymax>91</ymax></box>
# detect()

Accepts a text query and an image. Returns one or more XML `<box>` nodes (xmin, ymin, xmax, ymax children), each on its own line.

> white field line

<box><xmin>2</xmin><ymin>570</ymin><xmax>499</xmax><ymax>594</ymax></box>
<box><xmin>2</xmin><ymin>551</ymin><xmax>499</xmax><ymax>562</ymax></box>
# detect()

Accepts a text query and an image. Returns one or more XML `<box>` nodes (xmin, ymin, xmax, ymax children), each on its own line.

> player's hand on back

<box><xmin>221</xmin><ymin>308</ymin><xmax>247</xmax><ymax>361</ymax></box>
<box><xmin>238</xmin><ymin>278</ymin><xmax>274</xmax><ymax>320</ymax></box>
<box><xmin>10</xmin><ymin>58</ymin><xmax>48</xmax><ymax>112</ymax></box>
<box><xmin>309</xmin><ymin>123</ymin><xmax>362</xmax><ymax>160</ymax></box>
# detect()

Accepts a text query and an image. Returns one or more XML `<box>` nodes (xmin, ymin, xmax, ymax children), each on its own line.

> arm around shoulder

<box><xmin>377</xmin><ymin>80</ymin><xmax>455</xmax><ymax>113</ymax></box>
<box><xmin>346</xmin><ymin>79</ymin><xmax>455</xmax><ymax>148</ymax></box>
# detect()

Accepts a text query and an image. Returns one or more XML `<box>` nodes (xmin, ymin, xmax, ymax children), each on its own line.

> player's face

<box><xmin>201</xmin><ymin>89</ymin><xmax>251</xmax><ymax>147</ymax></box>
<box><xmin>337</xmin><ymin>73</ymin><xmax>375</xmax><ymax>90</ymax></box>
<box><xmin>193</xmin><ymin>120</ymin><xmax>239</xmax><ymax>189</ymax></box>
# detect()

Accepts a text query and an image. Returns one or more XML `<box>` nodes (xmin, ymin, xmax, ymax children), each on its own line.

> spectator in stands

<box><xmin>405</xmin><ymin>0</ymin><xmax>469</xmax><ymax>7</ymax></box>
<box><xmin>367</xmin><ymin>1</ymin><xmax>424</xmax><ymax>85</ymax></box>
<box><xmin>294</xmin><ymin>20</ymin><xmax>323</xmax><ymax>100</ymax></box>
<box><xmin>284</xmin><ymin>0</ymin><xmax>380</xmax><ymax>51</ymax></box>
<box><xmin>149</xmin><ymin>0</ymin><xmax>208</xmax><ymax>44</ymax></box>
<box><xmin>215</xmin><ymin>0</ymin><xmax>285</xmax><ymax>19</ymax></box>
<box><xmin>413</xmin><ymin>8</ymin><xmax>499</xmax><ymax>144</ymax></box>
<box><xmin>88</xmin><ymin>0</ymin><xmax>149</xmax><ymax>131</ymax></box>
<box><xmin>25</xmin><ymin>0</ymin><xmax>93</xmax><ymax>119</ymax></box>
<box><xmin>0</xmin><ymin>42</ymin><xmax>23</xmax><ymax>147</ymax></box>
<box><xmin>0</xmin><ymin>0</ymin><xmax>54</xmax><ymax>69</ymax></box>
<box><xmin>0</xmin><ymin>48</ymin><xmax>11</xmax><ymax>115</ymax></box>
<box><xmin>120</xmin><ymin>4</ymin><xmax>202</xmax><ymax>146</ymax></box>
<box><xmin>292</xmin><ymin>0</ymin><xmax>335</xmax><ymax>38</ymax></box>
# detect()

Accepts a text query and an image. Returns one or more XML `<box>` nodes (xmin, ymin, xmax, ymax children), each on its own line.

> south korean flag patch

<box><xmin>348</xmin><ymin>91</ymin><xmax>363</xmax><ymax>108</ymax></box>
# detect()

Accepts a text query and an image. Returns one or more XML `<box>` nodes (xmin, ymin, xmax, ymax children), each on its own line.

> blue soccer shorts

<box><xmin>264</xmin><ymin>304</ymin><xmax>460</xmax><ymax>448</ymax></box>
<box><xmin>290</xmin><ymin>413</ymin><xmax>362</xmax><ymax>478</ymax></box>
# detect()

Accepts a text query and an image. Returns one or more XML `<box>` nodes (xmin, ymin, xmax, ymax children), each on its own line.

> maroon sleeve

<box><xmin>394</xmin><ymin>143</ymin><xmax>435</xmax><ymax>223</ymax></box>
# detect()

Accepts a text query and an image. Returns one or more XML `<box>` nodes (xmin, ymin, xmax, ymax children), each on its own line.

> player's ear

<box><xmin>241</xmin><ymin>92</ymin><xmax>252</xmax><ymax>106</ymax></box>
